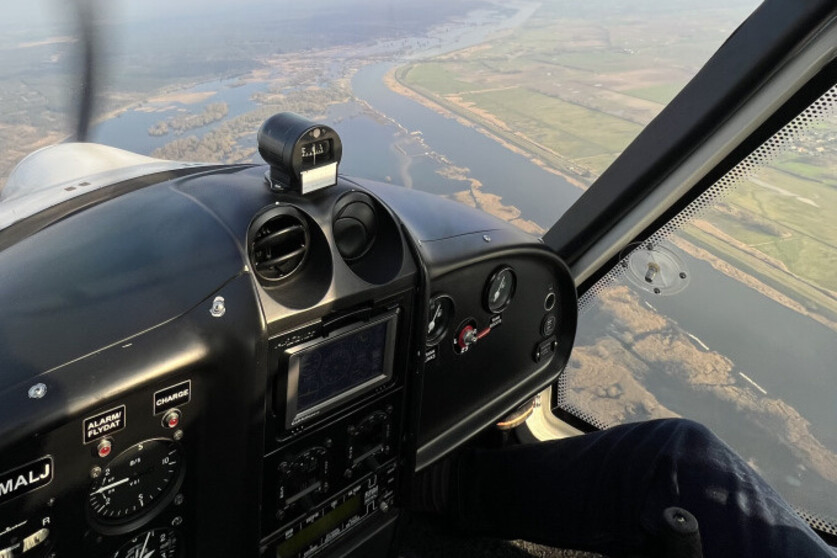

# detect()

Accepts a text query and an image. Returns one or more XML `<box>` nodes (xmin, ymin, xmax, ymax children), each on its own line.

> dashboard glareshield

<box><xmin>282</xmin><ymin>311</ymin><xmax>399</xmax><ymax>429</ymax></box>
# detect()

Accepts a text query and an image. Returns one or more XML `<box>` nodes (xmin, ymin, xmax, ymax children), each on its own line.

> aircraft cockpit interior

<box><xmin>0</xmin><ymin>0</ymin><xmax>834</xmax><ymax>557</ymax></box>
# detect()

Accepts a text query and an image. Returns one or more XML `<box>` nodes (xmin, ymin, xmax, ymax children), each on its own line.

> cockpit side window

<box><xmin>552</xmin><ymin>82</ymin><xmax>837</xmax><ymax>537</ymax></box>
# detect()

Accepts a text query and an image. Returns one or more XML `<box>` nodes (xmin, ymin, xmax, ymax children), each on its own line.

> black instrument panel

<box><xmin>0</xmin><ymin>166</ymin><xmax>577</xmax><ymax>557</ymax></box>
<box><xmin>0</xmin><ymin>372</ymin><xmax>202</xmax><ymax>558</ymax></box>
<box><xmin>417</xmin><ymin>250</ymin><xmax>576</xmax><ymax>468</ymax></box>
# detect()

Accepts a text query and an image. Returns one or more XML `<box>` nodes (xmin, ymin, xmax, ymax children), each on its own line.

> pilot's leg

<box><xmin>414</xmin><ymin>418</ymin><xmax>835</xmax><ymax>558</ymax></box>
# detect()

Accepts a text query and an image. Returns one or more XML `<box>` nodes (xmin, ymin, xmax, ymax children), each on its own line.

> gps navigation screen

<box><xmin>295</xmin><ymin>320</ymin><xmax>390</xmax><ymax>412</ymax></box>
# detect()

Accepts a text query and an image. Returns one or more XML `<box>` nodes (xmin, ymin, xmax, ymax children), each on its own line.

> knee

<box><xmin>649</xmin><ymin>418</ymin><xmax>722</xmax><ymax>453</ymax></box>
<box><xmin>663</xmin><ymin>417</ymin><xmax>713</xmax><ymax>438</ymax></box>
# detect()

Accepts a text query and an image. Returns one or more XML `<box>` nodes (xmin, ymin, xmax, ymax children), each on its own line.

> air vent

<box><xmin>249</xmin><ymin>208</ymin><xmax>310</xmax><ymax>283</ymax></box>
<box><xmin>333</xmin><ymin>192</ymin><xmax>378</xmax><ymax>262</ymax></box>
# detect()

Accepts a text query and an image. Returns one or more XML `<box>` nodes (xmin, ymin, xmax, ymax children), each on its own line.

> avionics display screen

<box><xmin>275</xmin><ymin>493</ymin><xmax>363</xmax><ymax>557</ymax></box>
<box><xmin>297</xmin><ymin>321</ymin><xmax>387</xmax><ymax>411</ymax></box>
<box><xmin>285</xmin><ymin>312</ymin><xmax>397</xmax><ymax>427</ymax></box>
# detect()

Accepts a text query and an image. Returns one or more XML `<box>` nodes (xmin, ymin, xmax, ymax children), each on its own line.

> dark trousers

<box><xmin>448</xmin><ymin>419</ymin><xmax>834</xmax><ymax>557</ymax></box>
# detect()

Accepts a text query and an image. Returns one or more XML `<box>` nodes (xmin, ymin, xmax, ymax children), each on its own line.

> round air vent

<box><xmin>332</xmin><ymin>192</ymin><xmax>378</xmax><ymax>262</ymax></box>
<box><xmin>249</xmin><ymin>207</ymin><xmax>310</xmax><ymax>283</ymax></box>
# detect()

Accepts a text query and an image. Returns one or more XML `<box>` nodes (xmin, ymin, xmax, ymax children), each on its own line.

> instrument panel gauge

<box><xmin>484</xmin><ymin>266</ymin><xmax>516</xmax><ymax>314</ymax></box>
<box><xmin>112</xmin><ymin>528</ymin><xmax>182</xmax><ymax>558</ymax></box>
<box><xmin>426</xmin><ymin>294</ymin><xmax>454</xmax><ymax>346</ymax></box>
<box><xmin>88</xmin><ymin>439</ymin><xmax>184</xmax><ymax>534</ymax></box>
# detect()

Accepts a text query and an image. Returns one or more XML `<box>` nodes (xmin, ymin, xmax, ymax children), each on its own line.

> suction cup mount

<box><xmin>620</xmin><ymin>241</ymin><xmax>690</xmax><ymax>295</ymax></box>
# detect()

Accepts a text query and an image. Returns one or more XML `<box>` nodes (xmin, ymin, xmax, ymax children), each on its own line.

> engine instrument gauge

<box><xmin>88</xmin><ymin>439</ymin><xmax>184</xmax><ymax>534</ymax></box>
<box><xmin>484</xmin><ymin>266</ymin><xmax>516</xmax><ymax>314</ymax></box>
<box><xmin>426</xmin><ymin>294</ymin><xmax>454</xmax><ymax>346</ymax></box>
<box><xmin>112</xmin><ymin>528</ymin><xmax>182</xmax><ymax>558</ymax></box>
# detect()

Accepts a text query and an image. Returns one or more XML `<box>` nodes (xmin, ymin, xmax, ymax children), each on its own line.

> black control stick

<box><xmin>657</xmin><ymin>507</ymin><xmax>704</xmax><ymax>558</ymax></box>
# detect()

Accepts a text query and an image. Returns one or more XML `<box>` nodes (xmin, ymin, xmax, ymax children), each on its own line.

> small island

<box><xmin>148</xmin><ymin>102</ymin><xmax>230</xmax><ymax>136</ymax></box>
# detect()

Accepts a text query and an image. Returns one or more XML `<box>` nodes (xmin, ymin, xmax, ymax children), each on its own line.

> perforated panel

<box><xmin>796</xmin><ymin>508</ymin><xmax>837</xmax><ymax>538</ymax></box>
<box><xmin>554</xmin><ymin>370</ymin><xmax>611</xmax><ymax>431</ymax></box>
<box><xmin>578</xmin><ymin>85</ymin><xmax>837</xmax><ymax>313</ymax></box>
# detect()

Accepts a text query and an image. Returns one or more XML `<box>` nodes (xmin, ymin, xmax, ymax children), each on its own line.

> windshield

<box><xmin>0</xmin><ymin>0</ymin><xmax>759</xmax><ymax>234</ymax></box>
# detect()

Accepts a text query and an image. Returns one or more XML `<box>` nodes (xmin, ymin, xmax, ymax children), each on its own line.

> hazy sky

<box><xmin>1</xmin><ymin>0</ymin><xmax>303</xmax><ymax>36</ymax></box>
<box><xmin>2</xmin><ymin>0</ymin><xmax>762</xmax><ymax>39</ymax></box>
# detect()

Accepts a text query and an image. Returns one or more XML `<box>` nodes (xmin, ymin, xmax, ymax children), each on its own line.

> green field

<box><xmin>403</xmin><ymin>63</ymin><xmax>480</xmax><ymax>95</ymax></box>
<box><xmin>681</xmin><ymin>223</ymin><xmax>837</xmax><ymax>322</ymax></box>
<box><xmin>547</xmin><ymin>51</ymin><xmax>650</xmax><ymax>73</ymax></box>
<box><xmin>708</xmin><ymin>166</ymin><xmax>837</xmax><ymax>294</ymax></box>
<box><xmin>703</xmin><ymin>208</ymin><xmax>837</xmax><ymax>295</ymax></box>
<box><xmin>574</xmin><ymin>153</ymin><xmax>624</xmax><ymax>176</ymax></box>
<box><xmin>401</xmin><ymin>61</ymin><xmax>643</xmax><ymax>177</ymax></box>
<box><xmin>776</xmin><ymin>159</ymin><xmax>837</xmax><ymax>184</ymax></box>
<box><xmin>730</xmin><ymin>168</ymin><xmax>837</xmax><ymax>252</ymax></box>
<box><xmin>624</xmin><ymin>83</ymin><xmax>686</xmax><ymax>104</ymax></box>
<box><xmin>461</xmin><ymin>87</ymin><xmax>643</xmax><ymax>157</ymax></box>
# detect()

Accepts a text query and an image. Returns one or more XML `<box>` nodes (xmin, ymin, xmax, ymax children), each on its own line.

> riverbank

<box><xmin>385</xmin><ymin>66</ymin><xmax>591</xmax><ymax>192</ymax></box>
<box><xmin>440</xmin><ymin>164</ymin><xmax>544</xmax><ymax>235</ymax></box>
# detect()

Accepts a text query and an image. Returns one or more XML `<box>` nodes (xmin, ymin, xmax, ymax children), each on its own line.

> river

<box><xmin>641</xmin><ymin>254</ymin><xmax>837</xmax><ymax>447</ymax></box>
<box><xmin>351</xmin><ymin>62</ymin><xmax>582</xmax><ymax>228</ymax></box>
<box><xmin>91</xmin><ymin>79</ymin><xmax>266</xmax><ymax>155</ymax></box>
